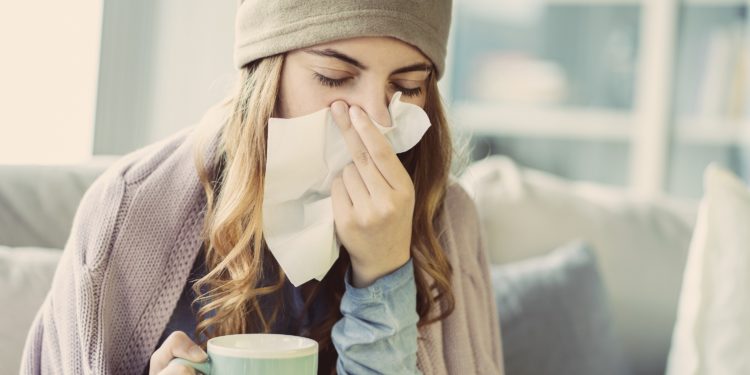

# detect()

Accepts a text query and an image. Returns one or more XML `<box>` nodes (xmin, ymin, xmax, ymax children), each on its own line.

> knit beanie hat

<box><xmin>233</xmin><ymin>0</ymin><xmax>453</xmax><ymax>80</ymax></box>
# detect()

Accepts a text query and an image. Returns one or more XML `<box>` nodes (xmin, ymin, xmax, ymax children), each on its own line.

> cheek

<box><xmin>400</xmin><ymin>96</ymin><xmax>426</xmax><ymax>109</ymax></box>
<box><xmin>279</xmin><ymin>75</ymin><xmax>333</xmax><ymax>117</ymax></box>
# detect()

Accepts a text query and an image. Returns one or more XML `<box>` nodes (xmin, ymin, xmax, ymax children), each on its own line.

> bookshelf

<box><xmin>443</xmin><ymin>0</ymin><xmax>749</xmax><ymax>200</ymax></box>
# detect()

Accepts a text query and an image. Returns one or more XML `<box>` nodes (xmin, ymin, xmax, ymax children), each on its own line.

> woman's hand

<box><xmin>149</xmin><ymin>331</ymin><xmax>207</xmax><ymax>375</ymax></box>
<box><xmin>330</xmin><ymin>100</ymin><xmax>415</xmax><ymax>288</ymax></box>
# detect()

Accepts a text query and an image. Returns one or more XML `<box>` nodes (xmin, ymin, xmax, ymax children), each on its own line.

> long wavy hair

<box><xmin>190</xmin><ymin>51</ymin><xmax>470</xmax><ymax>373</ymax></box>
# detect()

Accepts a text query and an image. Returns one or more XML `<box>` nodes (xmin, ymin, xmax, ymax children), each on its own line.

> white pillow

<box><xmin>459</xmin><ymin>155</ymin><xmax>697</xmax><ymax>374</ymax></box>
<box><xmin>666</xmin><ymin>163</ymin><xmax>750</xmax><ymax>374</ymax></box>
<box><xmin>0</xmin><ymin>246</ymin><xmax>62</xmax><ymax>375</ymax></box>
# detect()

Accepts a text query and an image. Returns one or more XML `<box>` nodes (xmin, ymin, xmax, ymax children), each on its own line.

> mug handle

<box><xmin>168</xmin><ymin>357</ymin><xmax>212</xmax><ymax>375</ymax></box>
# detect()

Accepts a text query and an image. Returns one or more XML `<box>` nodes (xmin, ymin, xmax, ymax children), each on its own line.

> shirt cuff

<box><xmin>343</xmin><ymin>258</ymin><xmax>415</xmax><ymax>303</ymax></box>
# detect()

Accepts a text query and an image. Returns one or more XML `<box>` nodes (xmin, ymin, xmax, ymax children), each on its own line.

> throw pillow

<box><xmin>666</xmin><ymin>163</ymin><xmax>750</xmax><ymax>374</ymax></box>
<box><xmin>491</xmin><ymin>240</ymin><xmax>629</xmax><ymax>375</ymax></box>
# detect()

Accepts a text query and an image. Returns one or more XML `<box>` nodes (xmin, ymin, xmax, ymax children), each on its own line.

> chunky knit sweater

<box><xmin>19</xmin><ymin>100</ymin><xmax>505</xmax><ymax>374</ymax></box>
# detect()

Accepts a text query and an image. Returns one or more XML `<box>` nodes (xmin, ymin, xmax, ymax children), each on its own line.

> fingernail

<box><xmin>190</xmin><ymin>345</ymin><xmax>208</xmax><ymax>361</ymax></box>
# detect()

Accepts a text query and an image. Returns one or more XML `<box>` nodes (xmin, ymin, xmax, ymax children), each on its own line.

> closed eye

<box><xmin>312</xmin><ymin>72</ymin><xmax>423</xmax><ymax>97</ymax></box>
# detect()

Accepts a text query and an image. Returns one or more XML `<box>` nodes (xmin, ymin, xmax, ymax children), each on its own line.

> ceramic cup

<box><xmin>167</xmin><ymin>333</ymin><xmax>318</xmax><ymax>375</ymax></box>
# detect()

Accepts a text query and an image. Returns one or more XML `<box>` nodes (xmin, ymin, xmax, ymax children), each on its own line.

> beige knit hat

<box><xmin>233</xmin><ymin>0</ymin><xmax>453</xmax><ymax>80</ymax></box>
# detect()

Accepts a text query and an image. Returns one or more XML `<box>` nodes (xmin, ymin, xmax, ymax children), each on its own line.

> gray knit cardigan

<box><xmin>19</xmin><ymin>99</ymin><xmax>505</xmax><ymax>374</ymax></box>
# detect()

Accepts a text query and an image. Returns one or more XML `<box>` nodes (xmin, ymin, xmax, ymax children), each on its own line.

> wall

<box><xmin>94</xmin><ymin>0</ymin><xmax>237</xmax><ymax>155</ymax></box>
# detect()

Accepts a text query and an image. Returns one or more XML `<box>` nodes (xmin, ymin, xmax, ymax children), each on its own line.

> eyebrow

<box><xmin>304</xmin><ymin>48</ymin><xmax>433</xmax><ymax>75</ymax></box>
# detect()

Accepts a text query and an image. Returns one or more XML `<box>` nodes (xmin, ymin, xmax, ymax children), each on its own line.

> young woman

<box><xmin>20</xmin><ymin>1</ymin><xmax>504</xmax><ymax>374</ymax></box>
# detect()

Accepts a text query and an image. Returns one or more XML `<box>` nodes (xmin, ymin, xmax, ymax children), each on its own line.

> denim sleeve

<box><xmin>332</xmin><ymin>258</ymin><xmax>421</xmax><ymax>375</ymax></box>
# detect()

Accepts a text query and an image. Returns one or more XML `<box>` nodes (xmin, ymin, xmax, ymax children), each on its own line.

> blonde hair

<box><xmin>191</xmin><ymin>52</ymin><xmax>468</xmax><ymax>372</ymax></box>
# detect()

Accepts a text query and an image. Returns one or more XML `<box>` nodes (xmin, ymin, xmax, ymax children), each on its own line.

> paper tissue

<box><xmin>262</xmin><ymin>91</ymin><xmax>432</xmax><ymax>286</ymax></box>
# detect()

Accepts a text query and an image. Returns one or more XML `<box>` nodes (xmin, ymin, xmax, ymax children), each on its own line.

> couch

<box><xmin>0</xmin><ymin>154</ymin><xmax>698</xmax><ymax>374</ymax></box>
<box><xmin>460</xmin><ymin>156</ymin><xmax>697</xmax><ymax>374</ymax></box>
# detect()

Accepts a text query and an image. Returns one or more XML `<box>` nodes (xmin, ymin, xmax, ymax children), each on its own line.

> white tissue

<box><xmin>262</xmin><ymin>91</ymin><xmax>431</xmax><ymax>286</ymax></box>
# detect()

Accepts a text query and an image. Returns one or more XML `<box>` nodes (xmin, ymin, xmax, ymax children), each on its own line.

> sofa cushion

<box><xmin>460</xmin><ymin>155</ymin><xmax>697</xmax><ymax>374</ymax></box>
<box><xmin>667</xmin><ymin>164</ymin><xmax>750</xmax><ymax>374</ymax></box>
<box><xmin>0</xmin><ymin>245</ymin><xmax>62</xmax><ymax>374</ymax></box>
<box><xmin>0</xmin><ymin>156</ymin><xmax>118</xmax><ymax>248</ymax></box>
<box><xmin>491</xmin><ymin>240</ymin><xmax>628</xmax><ymax>375</ymax></box>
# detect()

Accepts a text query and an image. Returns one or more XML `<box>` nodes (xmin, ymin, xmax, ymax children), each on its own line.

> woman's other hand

<box><xmin>149</xmin><ymin>331</ymin><xmax>207</xmax><ymax>375</ymax></box>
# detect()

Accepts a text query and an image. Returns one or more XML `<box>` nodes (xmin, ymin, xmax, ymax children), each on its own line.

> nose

<box><xmin>351</xmin><ymin>90</ymin><xmax>392</xmax><ymax>128</ymax></box>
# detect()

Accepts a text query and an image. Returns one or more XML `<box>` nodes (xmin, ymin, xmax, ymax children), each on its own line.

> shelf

<box><xmin>450</xmin><ymin>102</ymin><xmax>633</xmax><ymax>141</ymax></box>
<box><xmin>542</xmin><ymin>0</ymin><xmax>746</xmax><ymax>5</ymax></box>
<box><xmin>675</xmin><ymin>118</ymin><xmax>750</xmax><ymax>145</ymax></box>
<box><xmin>683</xmin><ymin>0</ymin><xmax>747</xmax><ymax>6</ymax></box>
<box><xmin>545</xmin><ymin>0</ymin><xmax>641</xmax><ymax>5</ymax></box>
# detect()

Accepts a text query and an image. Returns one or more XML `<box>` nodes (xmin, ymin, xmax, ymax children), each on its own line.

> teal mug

<box><xmin>168</xmin><ymin>333</ymin><xmax>318</xmax><ymax>375</ymax></box>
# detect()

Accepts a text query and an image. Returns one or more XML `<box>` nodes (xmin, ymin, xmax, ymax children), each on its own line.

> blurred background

<box><xmin>447</xmin><ymin>0</ymin><xmax>750</xmax><ymax>202</ymax></box>
<box><xmin>1</xmin><ymin>0</ymin><xmax>748</xmax><ymax>202</ymax></box>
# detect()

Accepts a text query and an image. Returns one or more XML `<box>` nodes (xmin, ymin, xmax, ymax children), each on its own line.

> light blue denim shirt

<box><xmin>333</xmin><ymin>257</ymin><xmax>421</xmax><ymax>374</ymax></box>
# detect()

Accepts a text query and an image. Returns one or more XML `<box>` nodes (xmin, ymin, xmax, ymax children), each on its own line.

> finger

<box><xmin>331</xmin><ymin>101</ymin><xmax>391</xmax><ymax>194</ymax></box>
<box><xmin>331</xmin><ymin>174</ymin><xmax>352</xmax><ymax>207</ymax></box>
<box><xmin>150</xmin><ymin>331</ymin><xmax>206</xmax><ymax>374</ymax></box>
<box><xmin>331</xmin><ymin>175</ymin><xmax>353</xmax><ymax>222</ymax></box>
<box><xmin>347</xmin><ymin>105</ymin><xmax>410</xmax><ymax>190</ymax></box>
<box><xmin>159</xmin><ymin>363</ymin><xmax>197</xmax><ymax>375</ymax></box>
<box><xmin>341</xmin><ymin>163</ymin><xmax>371</xmax><ymax>208</ymax></box>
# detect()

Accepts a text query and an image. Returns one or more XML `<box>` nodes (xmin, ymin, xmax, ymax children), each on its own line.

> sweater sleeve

<box><xmin>474</xmin><ymin>222</ymin><xmax>505</xmax><ymax>373</ymax></box>
<box><xmin>19</xmin><ymin>167</ymin><xmax>128</xmax><ymax>375</ymax></box>
<box><xmin>19</xmin><ymin>251</ymin><xmax>67</xmax><ymax>375</ymax></box>
<box><xmin>332</xmin><ymin>258</ymin><xmax>421</xmax><ymax>374</ymax></box>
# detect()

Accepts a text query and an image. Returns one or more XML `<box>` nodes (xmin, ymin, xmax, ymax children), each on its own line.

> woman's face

<box><xmin>277</xmin><ymin>36</ymin><xmax>433</xmax><ymax>127</ymax></box>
